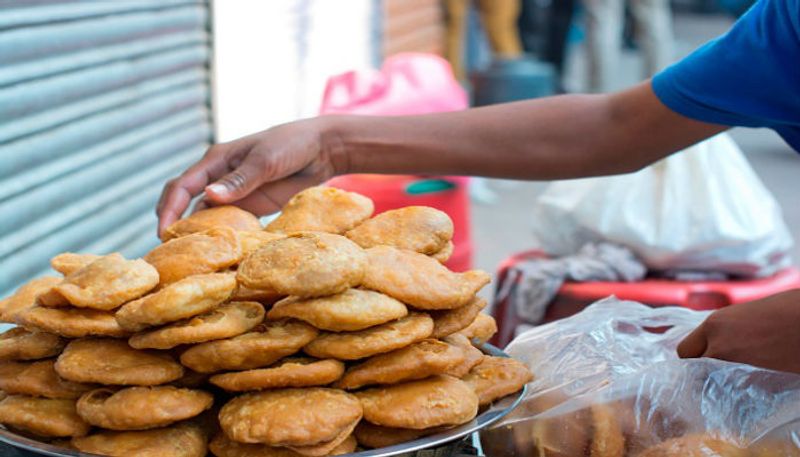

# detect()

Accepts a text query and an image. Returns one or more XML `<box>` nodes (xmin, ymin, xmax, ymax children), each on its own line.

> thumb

<box><xmin>204</xmin><ymin>153</ymin><xmax>267</xmax><ymax>203</ymax></box>
<box><xmin>676</xmin><ymin>322</ymin><xmax>708</xmax><ymax>359</ymax></box>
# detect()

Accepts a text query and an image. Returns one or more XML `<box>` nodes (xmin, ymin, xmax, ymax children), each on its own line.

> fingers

<box><xmin>204</xmin><ymin>151</ymin><xmax>270</xmax><ymax>204</ymax></box>
<box><xmin>222</xmin><ymin>175</ymin><xmax>325</xmax><ymax>216</ymax></box>
<box><xmin>676</xmin><ymin>322</ymin><xmax>708</xmax><ymax>359</ymax></box>
<box><xmin>156</xmin><ymin>143</ymin><xmax>240</xmax><ymax>237</ymax></box>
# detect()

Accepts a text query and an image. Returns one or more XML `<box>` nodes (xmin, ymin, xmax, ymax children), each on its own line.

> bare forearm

<box><xmin>327</xmin><ymin>82</ymin><xmax>726</xmax><ymax>180</ymax></box>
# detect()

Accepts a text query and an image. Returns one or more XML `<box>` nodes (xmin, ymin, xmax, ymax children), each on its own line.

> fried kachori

<box><xmin>267</xmin><ymin>289</ymin><xmax>407</xmax><ymax>332</ymax></box>
<box><xmin>0</xmin><ymin>327</ymin><xmax>65</xmax><ymax>361</ymax></box>
<box><xmin>52</xmin><ymin>253</ymin><xmax>159</xmax><ymax>310</ymax></box>
<box><xmin>334</xmin><ymin>339</ymin><xmax>465</xmax><ymax>390</ymax></box>
<box><xmin>129</xmin><ymin>301</ymin><xmax>264</xmax><ymax>350</ymax></box>
<box><xmin>362</xmin><ymin>246</ymin><xmax>490</xmax><ymax>310</ymax></box>
<box><xmin>115</xmin><ymin>272</ymin><xmax>237</xmax><ymax>332</ymax></box>
<box><xmin>179</xmin><ymin>320</ymin><xmax>318</xmax><ymax>373</ymax></box>
<box><xmin>71</xmin><ymin>421</ymin><xmax>207</xmax><ymax>457</ymax></box>
<box><xmin>76</xmin><ymin>386</ymin><xmax>213</xmax><ymax>430</ymax></box>
<box><xmin>356</xmin><ymin>375</ymin><xmax>479</xmax><ymax>430</ymax></box>
<box><xmin>219</xmin><ymin>388</ymin><xmax>362</xmax><ymax>447</ymax></box>
<box><xmin>16</xmin><ymin>306</ymin><xmax>130</xmax><ymax>338</ymax></box>
<box><xmin>237</xmin><ymin>232</ymin><xmax>366</xmax><ymax>297</ymax></box>
<box><xmin>210</xmin><ymin>357</ymin><xmax>344</xmax><ymax>392</ymax></box>
<box><xmin>429</xmin><ymin>296</ymin><xmax>486</xmax><ymax>338</ymax></box>
<box><xmin>162</xmin><ymin>205</ymin><xmax>261</xmax><ymax>241</ymax></box>
<box><xmin>462</xmin><ymin>356</ymin><xmax>533</xmax><ymax>406</ymax></box>
<box><xmin>0</xmin><ymin>276</ymin><xmax>62</xmax><ymax>322</ymax></box>
<box><xmin>145</xmin><ymin>227</ymin><xmax>241</xmax><ymax>285</ymax></box>
<box><xmin>0</xmin><ymin>395</ymin><xmax>89</xmax><ymax>438</ymax></box>
<box><xmin>265</xmin><ymin>186</ymin><xmax>373</xmax><ymax>235</ymax></box>
<box><xmin>303</xmin><ymin>313</ymin><xmax>433</xmax><ymax>360</ymax></box>
<box><xmin>0</xmin><ymin>359</ymin><xmax>92</xmax><ymax>399</ymax></box>
<box><xmin>345</xmin><ymin>206</ymin><xmax>453</xmax><ymax>254</ymax></box>
<box><xmin>55</xmin><ymin>338</ymin><xmax>183</xmax><ymax>386</ymax></box>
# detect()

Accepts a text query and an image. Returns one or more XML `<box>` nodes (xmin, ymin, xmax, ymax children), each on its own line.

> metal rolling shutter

<box><xmin>0</xmin><ymin>1</ymin><xmax>212</xmax><ymax>298</ymax></box>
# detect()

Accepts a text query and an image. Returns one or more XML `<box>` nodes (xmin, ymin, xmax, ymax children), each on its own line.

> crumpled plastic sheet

<box><xmin>481</xmin><ymin>298</ymin><xmax>800</xmax><ymax>456</ymax></box>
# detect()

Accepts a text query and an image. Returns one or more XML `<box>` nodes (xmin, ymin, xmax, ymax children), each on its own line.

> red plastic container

<box><xmin>327</xmin><ymin>174</ymin><xmax>473</xmax><ymax>272</ymax></box>
<box><xmin>491</xmin><ymin>250</ymin><xmax>800</xmax><ymax>347</ymax></box>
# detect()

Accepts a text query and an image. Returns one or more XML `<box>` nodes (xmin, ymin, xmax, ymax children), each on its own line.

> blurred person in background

<box><xmin>158</xmin><ymin>0</ymin><xmax>800</xmax><ymax>374</ymax></box>
<box><xmin>519</xmin><ymin>0</ymin><xmax>577</xmax><ymax>93</ymax></box>
<box><xmin>584</xmin><ymin>0</ymin><xmax>673</xmax><ymax>92</ymax></box>
<box><xmin>445</xmin><ymin>0</ymin><xmax>524</xmax><ymax>81</ymax></box>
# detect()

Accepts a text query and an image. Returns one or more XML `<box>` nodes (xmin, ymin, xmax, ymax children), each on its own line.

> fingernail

<box><xmin>206</xmin><ymin>183</ymin><xmax>228</xmax><ymax>196</ymax></box>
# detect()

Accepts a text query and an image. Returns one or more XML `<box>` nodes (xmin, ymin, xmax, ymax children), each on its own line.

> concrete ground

<box><xmin>470</xmin><ymin>11</ymin><xmax>800</xmax><ymax>299</ymax></box>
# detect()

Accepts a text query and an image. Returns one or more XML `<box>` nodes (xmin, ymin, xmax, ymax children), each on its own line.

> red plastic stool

<box><xmin>327</xmin><ymin>175</ymin><xmax>473</xmax><ymax>272</ymax></box>
<box><xmin>491</xmin><ymin>250</ymin><xmax>800</xmax><ymax>347</ymax></box>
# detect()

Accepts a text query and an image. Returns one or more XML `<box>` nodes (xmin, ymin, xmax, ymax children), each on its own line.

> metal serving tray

<box><xmin>0</xmin><ymin>343</ymin><xmax>527</xmax><ymax>457</ymax></box>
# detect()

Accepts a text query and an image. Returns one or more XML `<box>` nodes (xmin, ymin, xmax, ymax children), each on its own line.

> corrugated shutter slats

<box><xmin>0</xmin><ymin>1</ymin><xmax>211</xmax><ymax>297</ymax></box>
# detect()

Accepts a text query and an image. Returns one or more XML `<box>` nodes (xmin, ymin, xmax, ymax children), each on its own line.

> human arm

<box><xmin>156</xmin><ymin>81</ymin><xmax>725</xmax><ymax>235</ymax></box>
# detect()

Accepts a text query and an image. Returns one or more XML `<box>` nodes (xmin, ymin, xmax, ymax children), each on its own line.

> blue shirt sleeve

<box><xmin>652</xmin><ymin>0</ymin><xmax>800</xmax><ymax>152</ymax></box>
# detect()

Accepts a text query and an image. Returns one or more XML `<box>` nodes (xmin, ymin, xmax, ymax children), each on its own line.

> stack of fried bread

<box><xmin>0</xmin><ymin>186</ymin><xmax>532</xmax><ymax>457</ymax></box>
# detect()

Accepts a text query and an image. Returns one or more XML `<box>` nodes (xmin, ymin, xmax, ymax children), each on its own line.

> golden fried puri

<box><xmin>231</xmin><ymin>286</ymin><xmax>284</xmax><ymax>304</ymax></box>
<box><xmin>590</xmin><ymin>404</ymin><xmax>626</xmax><ymax>457</ymax></box>
<box><xmin>72</xmin><ymin>422</ymin><xmax>207</xmax><ymax>457</ymax></box>
<box><xmin>0</xmin><ymin>327</ymin><xmax>65</xmax><ymax>361</ymax></box>
<box><xmin>239</xmin><ymin>230</ymin><xmax>286</xmax><ymax>258</ymax></box>
<box><xmin>0</xmin><ymin>395</ymin><xmax>89</xmax><ymax>438</ymax></box>
<box><xmin>354</xmin><ymin>421</ymin><xmax>444</xmax><ymax>449</ymax></box>
<box><xmin>462</xmin><ymin>356</ymin><xmax>533</xmax><ymax>406</ymax></box>
<box><xmin>51</xmin><ymin>253</ymin><xmax>159</xmax><ymax>310</ymax></box>
<box><xmin>163</xmin><ymin>205</ymin><xmax>262</xmax><ymax>241</ymax></box>
<box><xmin>267</xmin><ymin>289</ymin><xmax>408</xmax><ymax>332</ymax></box>
<box><xmin>237</xmin><ymin>232</ymin><xmax>366</xmax><ymax>297</ymax></box>
<box><xmin>16</xmin><ymin>306</ymin><xmax>130</xmax><ymax>338</ymax></box>
<box><xmin>180</xmin><ymin>320</ymin><xmax>318</xmax><ymax>373</ymax></box>
<box><xmin>129</xmin><ymin>301</ymin><xmax>264</xmax><ymax>350</ymax></box>
<box><xmin>55</xmin><ymin>339</ymin><xmax>183</xmax><ymax>386</ymax></box>
<box><xmin>287</xmin><ymin>419</ymin><xmax>357</xmax><ymax>457</ymax></box>
<box><xmin>210</xmin><ymin>357</ymin><xmax>344</xmax><ymax>392</ymax></box>
<box><xmin>145</xmin><ymin>227</ymin><xmax>241</xmax><ymax>286</ymax></box>
<box><xmin>0</xmin><ymin>360</ymin><xmax>92</xmax><ymax>399</ymax></box>
<box><xmin>115</xmin><ymin>272</ymin><xmax>237</xmax><ymax>332</ymax></box>
<box><xmin>455</xmin><ymin>312</ymin><xmax>498</xmax><ymax>344</ymax></box>
<box><xmin>219</xmin><ymin>388</ymin><xmax>362</xmax><ymax>446</ymax></box>
<box><xmin>265</xmin><ymin>186</ymin><xmax>374</xmax><ymax>234</ymax></box>
<box><xmin>0</xmin><ymin>276</ymin><xmax>62</xmax><ymax>321</ymax></box>
<box><xmin>76</xmin><ymin>386</ymin><xmax>213</xmax><ymax>430</ymax></box>
<box><xmin>430</xmin><ymin>297</ymin><xmax>487</xmax><ymax>338</ymax></box>
<box><xmin>356</xmin><ymin>375</ymin><xmax>479</xmax><ymax>430</ymax></box>
<box><xmin>346</xmin><ymin>206</ymin><xmax>453</xmax><ymax>254</ymax></box>
<box><xmin>430</xmin><ymin>241</ymin><xmax>454</xmax><ymax>264</ymax></box>
<box><xmin>304</xmin><ymin>313</ymin><xmax>433</xmax><ymax>361</ymax></box>
<box><xmin>209</xmin><ymin>433</ymin><xmax>356</xmax><ymax>457</ymax></box>
<box><xmin>362</xmin><ymin>246</ymin><xmax>490</xmax><ymax>310</ymax></box>
<box><xmin>50</xmin><ymin>253</ymin><xmax>101</xmax><ymax>276</ymax></box>
<box><xmin>636</xmin><ymin>434</ymin><xmax>746</xmax><ymax>457</ymax></box>
<box><xmin>441</xmin><ymin>334</ymin><xmax>485</xmax><ymax>378</ymax></box>
<box><xmin>335</xmin><ymin>339</ymin><xmax>465</xmax><ymax>390</ymax></box>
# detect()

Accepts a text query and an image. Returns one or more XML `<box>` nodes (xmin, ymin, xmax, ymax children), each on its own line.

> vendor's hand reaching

<box><xmin>156</xmin><ymin>118</ymin><xmax>346</xmax><ymax>237</ymax></box>
<box><xmin>677</xmin><ymin>289</ymin><xmax>800</xmax><ymax>374</ymax></box>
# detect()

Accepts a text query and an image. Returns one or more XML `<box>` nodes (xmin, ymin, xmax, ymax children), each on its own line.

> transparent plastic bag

<box><xmin>481</xmin><ymin>298</ymin><xmax>800</xmax><ymax>456</ymax></box>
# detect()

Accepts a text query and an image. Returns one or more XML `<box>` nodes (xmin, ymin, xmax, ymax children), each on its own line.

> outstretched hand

<box><xmin>677</xmin><ymin>289</ymin><xmax>800</xmax><ymax>374</ymax></box>
<box><xmin>155</xmin><ymin>118</ymin><xmax>346</xmax><ymax>237</ymax></box>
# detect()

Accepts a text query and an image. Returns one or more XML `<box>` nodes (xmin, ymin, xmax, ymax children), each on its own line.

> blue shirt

<box><xmin>652</xmin><ymin>0</ymin><xmax>800</xmax><ymax>152</ymax></box>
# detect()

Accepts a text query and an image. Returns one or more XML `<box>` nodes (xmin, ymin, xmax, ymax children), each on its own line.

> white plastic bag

<box><xmin>530</xmin><ymin>133</ymin><xmax>793</xmax><ymax>277</ymax></box>
<box><xmin>481</xmin><ymin>298</ymin><xmax>800</xmax><ymax>456</ymax></box>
